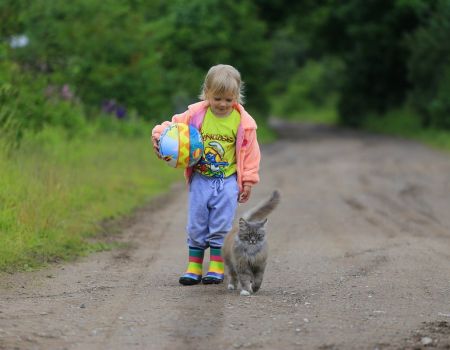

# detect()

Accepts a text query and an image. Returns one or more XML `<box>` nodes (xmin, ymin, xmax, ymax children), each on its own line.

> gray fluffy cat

<box><xmin>223</xmin><ymin>190</ymin><xmax>280</xmax><ymax>296</ymax></box>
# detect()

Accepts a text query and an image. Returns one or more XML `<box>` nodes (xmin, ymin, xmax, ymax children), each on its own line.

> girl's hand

<box><xmin>151</xmin><ymin>134</ymin><xmax>162</xmax><ymax>159</ymax></box>
<box><xmin>239</xmin><ymin>185</ymin><xmax>252</xmax><ymax>203</ymax></box>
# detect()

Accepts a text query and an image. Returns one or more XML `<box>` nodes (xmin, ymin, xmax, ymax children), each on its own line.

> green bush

<box><xmin>4</xmin><ymin>0</ymin><xmax>271</xmax><ymax>121</ymax></box>
<box><xmin>0</xmin><ymin>61</ymin><xmax>89</xmax><ymax>149</ymax></box>
<box><xmin>362</xmin><ymin>107</ymin><xmax>450</xmax><ymax>151</ymax></box>
<box><xmin>271</xmin><ymin>58</ymin><xmax>343</xmax><ymax>120</ymax></box>
<box><xmin>407</xmin><ymin>0</ymin><xmax>450</xmax><ymax>129</ymax></box>
<box><xmin>0</xmin><ymin>75</ymin><xmax>41</xmax><ymax>151</ymax></box>
<box><xmin>154</xmin><ymin>0</ymin><xmax>271</xmax><ymax>116</ymax></box>
<box><xmin>308</xmin><ymin>0</ymin><xmax>432</xmax><ymax>127</ymax></box>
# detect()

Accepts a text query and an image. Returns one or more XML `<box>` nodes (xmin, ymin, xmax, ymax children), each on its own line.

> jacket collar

<box><xmin>188</xmin><ymin>101</ymin><xmax>257</xmax><ymax>130</ymax></box>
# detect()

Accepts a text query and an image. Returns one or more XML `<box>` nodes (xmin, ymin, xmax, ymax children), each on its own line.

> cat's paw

<box><xmin>240</xmin><ymin>290</ymin><xmax>251</xmax><ymax>296</ymax></box>
<box><xmin>227</xmin><ymin>284</ymin><xmax>236</xmax><ymax>290</ymax></box>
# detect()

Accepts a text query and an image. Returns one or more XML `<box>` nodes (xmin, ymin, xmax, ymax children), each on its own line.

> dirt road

<box><xmin>1</xmin><ymin>121</ymin><xmax>450</xmax><ymax>350</ymax></box>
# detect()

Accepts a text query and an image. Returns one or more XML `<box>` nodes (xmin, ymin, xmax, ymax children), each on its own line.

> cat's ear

<box><xmin>239</xmin><ymin>218</ymin><xmax>248</xmax><ymax>230</ymax></box>
<box><xmin>261</xmin><ymin>218</ymin><xmax>268</xmax><ymax>227</ymax></box>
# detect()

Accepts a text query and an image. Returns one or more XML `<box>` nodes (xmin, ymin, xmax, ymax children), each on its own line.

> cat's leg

<box><xmin>251</xmin><ymin>268</ymin><xmax>266</xmax><ymax>293</ymax></box>
<box><xmin>227</xmin><ymin>265</ymin><xmax>238</xmax><ymax>290</ymax></box>
<box><xmin>238</xmin><ymin>271</ymin><xmax>253</xmax><ymax>296</ymax></box>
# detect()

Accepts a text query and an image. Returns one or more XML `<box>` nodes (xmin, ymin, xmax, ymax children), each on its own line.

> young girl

<box><xmin>151</xmin><ymin>64</ymin><xmax>261</xmax><ymax>285</ymax></box>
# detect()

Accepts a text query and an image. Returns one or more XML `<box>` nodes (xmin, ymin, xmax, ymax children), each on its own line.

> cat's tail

<box><xmin>243</xmin><ymin>190</ymin><xmax>281</xmax><ymax>222</ymax></box>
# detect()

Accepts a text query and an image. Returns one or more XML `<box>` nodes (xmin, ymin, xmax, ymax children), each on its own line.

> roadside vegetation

<box><xmin>1</xmin><ymin>0</ymin><xmax>449</xmax><ymax>271</ymax></box>
<box><xmin>362</xmin><ymin>109</ymin><xmax>450</xmax><ymax>152</ymax></box>
<box><xmin>0</xmin><ymin>121</ymin><xmax>182</xmax><ymax>271</ymax></box>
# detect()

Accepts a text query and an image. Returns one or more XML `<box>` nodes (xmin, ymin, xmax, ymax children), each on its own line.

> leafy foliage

<box><xmin>272</xmin><ymin>58</ymin><xmax>343</xmax><ymax>118</ymax></box>
<box><xmin>0</xmin><ymin>43</ymin><xmax>88</xmax><ymax>150</ymax></box>
<box><xmin>8</xmin><ymin>1</ymin><xmax>166</xmax><ymax>118</ymax></box>
<box><xmin>310</xmin><ymin>0</ymin><xmax>429</xmax><ymax>126</ymax></box>
<box><xmin>406</xmin><ymin>0</ymin><xmax>450</xmax><ymax>128</ymax></box>
<box><xmin>3</xmin><ymin>0</ymin><xmax>270</xmax><ymax>125</ymax></box>
<box><xmin>2</xmin><ymin>0</ymin><xmax>450</xmax><ymax>141</ymax></box>
<box><xmin>148</xmin><ymin>0</ymin><xmax>271</xmax><ymax>114</ymax></box>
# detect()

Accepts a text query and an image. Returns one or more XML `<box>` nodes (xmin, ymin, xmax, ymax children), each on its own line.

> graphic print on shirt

<box><xmin>196</xmin><ymin>141</ymin><xmax>229</xmax><ymax>179</ymax></box>
<box><xmin>194</xmin><ymin>107</ymin><xmax>240</xmax><ymax>179</ymax></box>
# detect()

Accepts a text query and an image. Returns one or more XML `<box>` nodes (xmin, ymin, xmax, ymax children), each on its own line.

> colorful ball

<box><xmin>158</xmin><ymin>123</ymin><xmax>204</xmax><ymax>168</ymax></box>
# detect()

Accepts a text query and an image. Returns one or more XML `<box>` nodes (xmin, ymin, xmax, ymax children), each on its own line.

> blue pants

<box><xmin>186</xmin><ymin>173</ymin><xmax>239</xmax><ymax>249</ymax></box>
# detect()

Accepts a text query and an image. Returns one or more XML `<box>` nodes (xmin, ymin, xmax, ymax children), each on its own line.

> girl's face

<box><xmin>207</xmin><ymin>92</ymin><xmax>236</xmax><ymax>117</ymax></box>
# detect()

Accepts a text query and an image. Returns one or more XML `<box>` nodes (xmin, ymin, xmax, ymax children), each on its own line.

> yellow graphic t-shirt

<box><xmin>194</xmin><ymin>107</ymin><xmax>241</xmax><ymax>178</ymax></box>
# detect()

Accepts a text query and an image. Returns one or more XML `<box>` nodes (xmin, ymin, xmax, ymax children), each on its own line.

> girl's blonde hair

<box><xmin>199</xmin><ymin>64</ymin><xmax>244</xmax><ymax>104</ymax></box>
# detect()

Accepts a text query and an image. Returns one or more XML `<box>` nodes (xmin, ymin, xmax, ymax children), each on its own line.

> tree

<box><xmin>407</xmin><ymin>0</ymin><xmax>450</xmax><ymax>128</ymax></box>
<box><xmin>312</xmin><ymin>0</ymin><xmax>429</xmax><ymax>126</ymax></box>
<box><xmin>155</xmin><ymin>0</ymin><xmax>271</xmax><ymax>116</ymax></box>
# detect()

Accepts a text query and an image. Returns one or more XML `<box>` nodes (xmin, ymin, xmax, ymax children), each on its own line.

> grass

<box><xmin>291</xmin><ymin>107</ymin><xmax>338</xmax><ymax>125</ymax></box>
<box><xmin>256</xmin><ymin>117</ymin><xmax>278</xmax><ymax>143</ymax></box>
<box><xmin>361</xmin><ymin>108</ymin><xmax>450</xmax><ymax>152</ymax></box>
<box><xmin>271</xmin><ymin>105</ymin><xmax>339</xmax><ymax>125</ymax></box>
<box><xmin>271</xmin><ymin>102</ymin><xmax>450</xmax><ymax>153</ymax></box>
<box><xmin>0</xmin><ymin>125</ymin><xmax>182</xmax><ymax>272</ymax></box>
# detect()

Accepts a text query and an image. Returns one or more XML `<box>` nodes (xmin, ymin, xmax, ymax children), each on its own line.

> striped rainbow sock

<box><xmin>205</xmin><ymin>247</ymin><xmax>224</xmax><ymax>280</ymax></box>
<box><xmin>180</xmin><ymin>247</ymin><xmax>204</xmax><ymax>282</ymax></box>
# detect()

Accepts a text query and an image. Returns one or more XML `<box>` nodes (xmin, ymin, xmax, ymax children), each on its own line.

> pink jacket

<box><xmin>152</xmin><ymin>101</ymin><xmax>260</xmax><ymax>192</ymax></box>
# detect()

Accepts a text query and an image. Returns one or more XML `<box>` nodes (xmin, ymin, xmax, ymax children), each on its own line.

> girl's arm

<box><xmin>239</xmin><ymin>129</ymin><xmax>261</xmax><ymax>202</ymax></box>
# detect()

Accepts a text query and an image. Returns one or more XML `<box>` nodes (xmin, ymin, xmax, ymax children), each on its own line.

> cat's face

<box><xmin>238</xmin><ymin>218</ymin><xmax>267</xmax><ymax>244</ymax></box>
